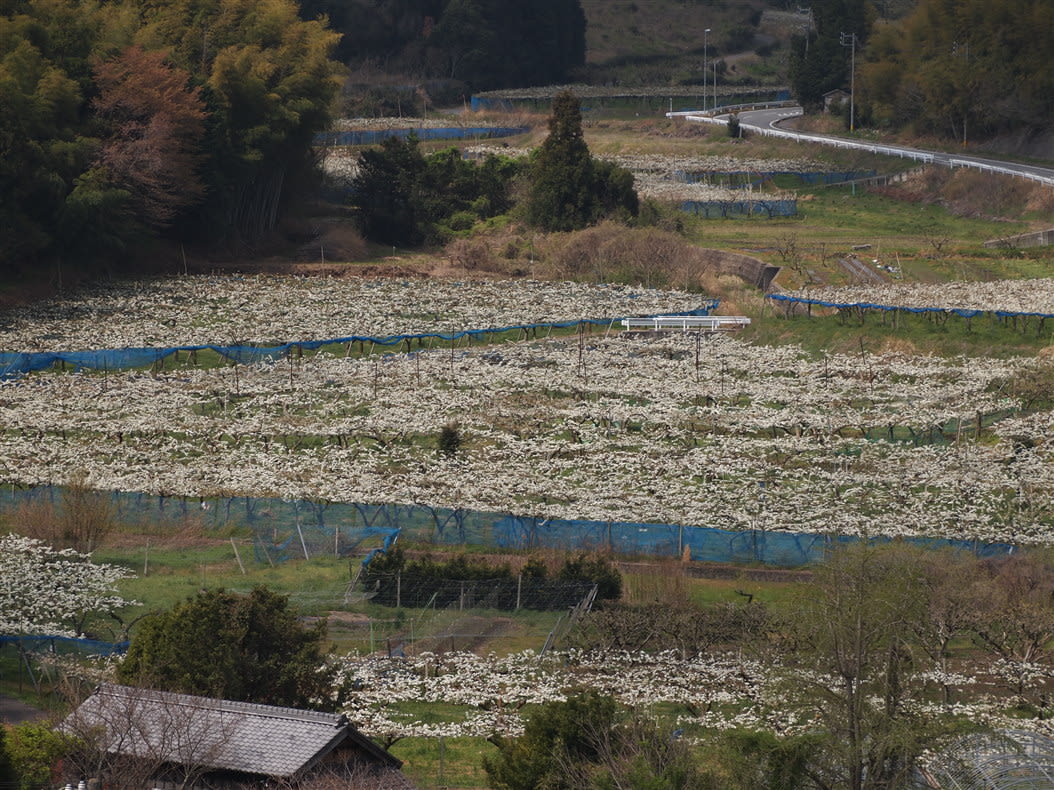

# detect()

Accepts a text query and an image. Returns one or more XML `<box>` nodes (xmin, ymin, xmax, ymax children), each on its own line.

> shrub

<box><xmin>438</xmin><ymin>421</ymin><xmax>462</xmax><ymax>457</ymax></box>
<box><xmin>728</xmin><ymin>113</ymin><xmax>742</xmax><ymax>138</ymax></box>
<box><xmin>558</xmin><ymin>553</ymin><xmax>622</xmax><ymax>600</ymax></box>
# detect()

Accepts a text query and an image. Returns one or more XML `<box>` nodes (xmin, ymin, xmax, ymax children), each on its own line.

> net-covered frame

<box><xmin>922</xmin><ymin>729</ymin><xmax>1054</xmax><ymax>789</ymax></box>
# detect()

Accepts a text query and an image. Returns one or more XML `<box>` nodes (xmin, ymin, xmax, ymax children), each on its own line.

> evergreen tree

<box><xmin>351</xmin><ymin>134</ymin><xmax>427</xmax><ymax>246</ymax></box>
<box><xmin>118</xmin><ymin>587</ymin><xmax>339</xmax><ymax>710</ymax></box>
<box><xmin>484</xmin><ymin>692</ymin><xmax>623</xmax><ymax>790</ymax></box>
<box><xmin>860</xmin><ymin>0</ymin><xmax>1054</xmax><ymax>139</ymax></box>
<box><xmin>789</xmin><ymin>0</ymin><xmax>875</xmax><ymax>111</ymax></box>
<box><xmin>429</xmin><ymin>0</ymin><xmax>585</xmax><ymax>90</ymax></box>
<box><xmin>352</xmin><ymin>138</ymin><xmax>519</xmax><ymax>245</ymax></box>
<box><xmin>526</xmin><ymin>91</ymin><xmax>597</xmax><ymax>232</ymax></box>
<box><xmin>526</xmin><ymin>91</ymin><xmax>637</xmax><ymax>232</ymax></box>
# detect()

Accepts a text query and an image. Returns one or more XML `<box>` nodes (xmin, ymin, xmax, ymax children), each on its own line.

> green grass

<box><xmin>684</xmin><ymin>186</ymin><xmax>1029</xmax><ymax>266</ymax></box>
<box><xmin>685</xmin><ymin>576</ymin><xmax>801</xmax><ymax>607</ymax></box>
<box><xmin>390</xmin><ymin>736</ymin><xmax>497</xmax><ymax>788</ymax></box>
<box><xmin>743</xmin><ymin>301</ymin><xmax>1054</xmax><ymax>357</ymax></box>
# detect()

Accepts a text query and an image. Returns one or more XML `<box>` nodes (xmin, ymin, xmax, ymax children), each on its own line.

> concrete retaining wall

<box><xmin>985</xmin><ymin>228</ymin><xmax>1054</xmax><ymax>249</ymax></box>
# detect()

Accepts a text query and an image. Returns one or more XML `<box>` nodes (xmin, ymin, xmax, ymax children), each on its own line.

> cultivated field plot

<box><xmin>782</xmin><ymin>278</ymin><xmax>1054</xmax><ymax>314</ymax></box>
<box><xmin>0</xmin><ymin>276</ymin><xmax>702</xmax><ymax>351</ymax></box>
<box><xmin>0</xmin><ymin>275</ymin><xmax>1050</xmax><ymax>546</ymax></box>
<box><xmin>333</xmin><ymin>648</ymin><xmax>1047</xmax><ymax>744</ymax></box>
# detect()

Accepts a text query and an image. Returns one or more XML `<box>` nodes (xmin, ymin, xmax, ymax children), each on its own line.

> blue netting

<box><xmin>470</xmin><ymin>90</ymin><xmax>791</xmax><ymax>114</ymax></box>
<box><xmin>676</xmin><ymin>170</ymin><xmax>876</xmax><ymax>187</ymax></box>
<box><xmin>681</xmin><ymin>199</ymin><xmax>798</xmax><ymax>218</ymax></box>
<box><xmin>768</xmin><ymin>293</ymin><xmax>1054</xmax><ymax>320</ymax></box>
<box><xmin>0</xmin><ymin>486</ymin><xmax>1013</xmax><ymax>568</ymax></box>
<box><xmin>0</xmin><ymin>304</ymin><xmax>719</xmax><ymax>381</ymax></box>
<box><xmin>0</xmin><ymin>634</ymin><xmax>129</xmax><ymax>655</ymax></box>
<box><xmin>492</xmin><ymin>513</ymin><xmax>1011</xmax><ymax>565</ymax></box>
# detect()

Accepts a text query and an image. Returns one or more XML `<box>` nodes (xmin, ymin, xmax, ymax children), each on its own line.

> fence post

<box><xmin>397</xmin><ymin>572</ymin><xmax>401</xmax><ymax>609</ymax></box>
<box><xmin>516</xmin><ymin>573</ymin><xmax>522</xmax><ymax>610</ymax></box>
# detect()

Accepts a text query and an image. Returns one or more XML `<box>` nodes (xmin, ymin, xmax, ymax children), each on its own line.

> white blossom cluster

<box><xmin>331</xmin><ymin>118</ymin><xmax>510</xmax><ymax>131</ymax></box>
<box><xmin>0</xmin><ymin>276</ymin><xmax>704</xmax><ymax>352</ymax></box>
<box><xmin>604</xmin><ymin>153</ymin><xmax>809</xmax><ymax>202</ymax></box>
<box><xmin>782</xmin><ymin>278</ymin><xmax>1054</xmax><ymax>314</ymax></box>
<box><xmin>332</xmin><ymin>647</ymin><xmax>1051</xmax><ymax>741</ymax></box>
<box><xmin>0</xmin><ymin>286</ymin><xmax>1049</xmax><ymax>543</ymax></box>
<box><xmin>0</xmin><ymin>533</ymin><xmax>136</xmax><ymax>636</ymax></box>
<box><xmin>332</xmin><ymin>649</ymin><xmax>768</xmax><ymax>740</ymax></box>
<box><xmin>450</xmin><ymin>148</ymin><xmax>815</xmax><ymax>202</ymax></box>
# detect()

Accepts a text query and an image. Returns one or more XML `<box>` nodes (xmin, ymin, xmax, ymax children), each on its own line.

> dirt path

<box><xmin>0</xmin><ymin>694</ymin><xmax>47</xmax><ymax>724</ymax></box>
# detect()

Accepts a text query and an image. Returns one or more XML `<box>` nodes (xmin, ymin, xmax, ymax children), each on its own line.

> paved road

<box><xmin>708</xmin><ymin>106</ymin><xmax>1054</xmax><ymax>186</ymax></box>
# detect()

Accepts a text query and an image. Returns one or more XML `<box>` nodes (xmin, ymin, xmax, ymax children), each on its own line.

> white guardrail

<box><xmin>668</xmin><ymin>107</ymin><xmax>1054</xmax><ymax>188</ymax></box>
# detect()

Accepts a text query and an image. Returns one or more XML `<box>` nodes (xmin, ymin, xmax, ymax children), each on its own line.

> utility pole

<box><xmin>839</xmin><ymin>31</ymin><xmax>857</xmax><ymax>132</ymax></box>
<box><xmin>703</xmin><ymin>28</ymin><xmax>711</xmax><ymax>112</ymax></box>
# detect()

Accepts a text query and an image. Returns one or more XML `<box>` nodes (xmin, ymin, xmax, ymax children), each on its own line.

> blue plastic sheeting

<box><xmin>316</xmin><ymin>126</ymin><xmax>529</xmax><ymax>146</ymax></box>
<box><xmin>681</xmin><ymin>199</ymin><xmax>798</xmax><ymax>218</ymax></box>
<box><xmin>767</xmin><ymin>293</ymin><xmax>1054</xmax><ymax>321</ymax></box>
<box><xmin>0</xmin><ymin>304</ymin><xmax>720</xmax><ymax>380</ymax></box>
<box><xmin>0</xmin><ymin>634</ymin><xmax>129</xmax><ymax>655</ymax></box>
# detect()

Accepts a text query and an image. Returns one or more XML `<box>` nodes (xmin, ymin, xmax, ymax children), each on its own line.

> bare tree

<box><xmin>967</xmin><ymin>552</ymin><xmax>1054</xmax><ymax>705</ymax></box>
<box><xmin>781</xmin><ymin>542</ymin><xmax>936</xmax><ymax>790</ymax></box>
<box><xmin>16</xmin><ymin>471</ymin><xmax>117</xmax><ymax>552</ymax></box>
<box><xmin>914</xmin><ymin>550</ymin><xmax>987</xmax><ymax>704</ymax></box>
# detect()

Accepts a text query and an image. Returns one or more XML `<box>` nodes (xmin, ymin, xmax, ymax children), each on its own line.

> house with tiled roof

<box><xmin>61</xmin><ymin>684</ymin><xmax>407</xmax><ymax>790</ymax></box>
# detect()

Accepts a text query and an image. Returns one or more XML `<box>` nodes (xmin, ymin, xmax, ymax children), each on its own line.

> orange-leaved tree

<box><xmin>92</xmin><ymin>45</ymin><xmax>207</xmax><ymax>230</ymax></box>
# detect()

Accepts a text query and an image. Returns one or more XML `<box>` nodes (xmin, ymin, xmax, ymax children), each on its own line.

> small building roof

<box><xmin>63</xmin><ymin>684</ymin><xmax>400</xmax><ymax>777</ymax></box>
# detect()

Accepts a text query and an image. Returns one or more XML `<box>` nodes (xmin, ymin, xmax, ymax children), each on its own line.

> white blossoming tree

<box><xmin>0</xmin><ymin>533</ymin><xmax>136</xmax><ymax>639</ymax></box>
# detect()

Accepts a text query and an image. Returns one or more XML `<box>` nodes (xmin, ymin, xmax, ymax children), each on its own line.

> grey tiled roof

<box><xmin>64</xmin><ymin>684</ymin><xmax>399</xmax><ymax>777</ymax></box>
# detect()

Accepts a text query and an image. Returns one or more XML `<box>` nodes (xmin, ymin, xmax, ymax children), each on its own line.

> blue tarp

<box><xmin>491</xmin><ymin>514</ymin><xmax>1012</xmax><ymax>566</ymax></box>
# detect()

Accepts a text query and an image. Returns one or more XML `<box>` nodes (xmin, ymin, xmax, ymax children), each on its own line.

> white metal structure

<box><xmin>621</xmin><ymin>315</ymin><xmax>751</xmax><ymax>332</ymax></box>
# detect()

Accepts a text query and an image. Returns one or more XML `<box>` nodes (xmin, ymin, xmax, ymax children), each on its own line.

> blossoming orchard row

<box><xmin>0</xmin><ymin>276</ymin><xmax>703</xmax><ymax>352</ymax></box>
<box><xmin>782</xmin><ymin>277</ymin><xmax>1054</xmax><ymax>316</ymax></box>
<box><xmin>0</xmin><ymin>276</ymin><xmax>1050</xmax><ymax>544</ymax></box>
<box><xmin>328</xmin><ymin>649</ymin><xmax>1054</xmax><ymax>742</ymax></box>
